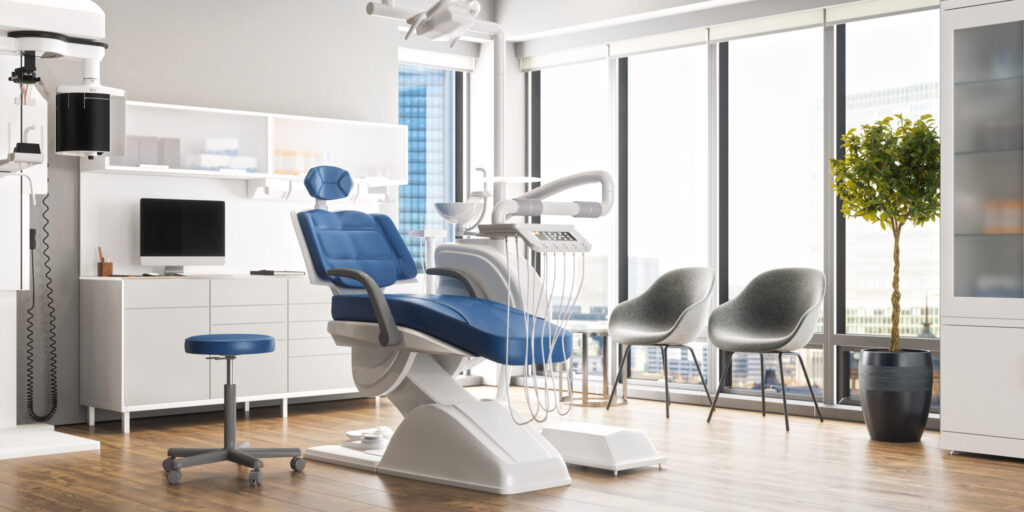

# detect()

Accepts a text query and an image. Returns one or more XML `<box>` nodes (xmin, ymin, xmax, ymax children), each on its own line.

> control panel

<box><xmin>478</xmin><ymin>224</ymin><xmax>591</xmax><ymax>253</ymax></box>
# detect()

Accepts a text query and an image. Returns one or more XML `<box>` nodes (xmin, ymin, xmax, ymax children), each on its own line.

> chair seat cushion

<box><xmin>331</xmin><ymin>294</ymin><xmax>572</xmax><ymax>365</ymax></box>
<box><xmin>185</xmin><ymin>334</ymin><xmax>275</xmax><ymax>356</ymax></box>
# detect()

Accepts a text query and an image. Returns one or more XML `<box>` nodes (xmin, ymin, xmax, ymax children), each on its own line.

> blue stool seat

<box><xmin>185</xmin><ymin>334</ymin><xmax>275</xmax><ymax>356</ymax></box>
<box><xmin>331</xmin><ymin>294</ymin><xmax>572</xmax><ymax>365</ymax></box>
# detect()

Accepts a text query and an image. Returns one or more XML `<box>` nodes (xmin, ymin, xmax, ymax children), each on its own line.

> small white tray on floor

<box><xmin>541</xmin><ymin>422</ymin><xmax>665</xmax><ymax>475</ymax></box>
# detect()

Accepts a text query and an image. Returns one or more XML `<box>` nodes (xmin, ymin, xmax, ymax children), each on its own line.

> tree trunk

<box><xmin>890</xmin><ymin>222</ymin><xmax>903</xmax><ymax>352</ymax></box>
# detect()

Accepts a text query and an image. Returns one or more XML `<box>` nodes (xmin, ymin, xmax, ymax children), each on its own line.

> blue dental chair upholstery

<box><xmin>296</xmin><ymin>166</ymin><xmax>571</xmax><ymax>365</ymax></box>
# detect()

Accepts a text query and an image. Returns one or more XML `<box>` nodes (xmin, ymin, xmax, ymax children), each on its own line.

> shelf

<box><xmin>82</xmin><ymin>165</ymin><xmax>271</xmax><ymax>180</ymax></box>
<box><xmin>954</xmin><ymin>75</ymin><xmax>1024</xmax><ymax>87</ymax></box>
<box><xmin>955</xmin><ymin>232</ymin><xmax>1024</xmax><ymax>237</ymax></box>
<box><xmin>954</xmin><ymin>149</ymin><xmax>1024</xmax><ymax>157</ymax></box>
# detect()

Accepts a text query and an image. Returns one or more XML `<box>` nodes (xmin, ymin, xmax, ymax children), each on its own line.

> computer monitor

<box><xmin>140</xmin><ymin>198</ymin><xmax>225</xmax><ymax>274</ymax></box>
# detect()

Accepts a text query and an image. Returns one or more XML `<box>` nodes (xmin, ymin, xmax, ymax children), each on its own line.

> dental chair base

<box><xmin>541</xmin><ymin>422</ymin><xmax>665</xmax><ymax>476</ymax></box>
<box><xmin>305</xmin><ymin>350</ymin><xmax>571</xmax><ymax>495</ymax></box>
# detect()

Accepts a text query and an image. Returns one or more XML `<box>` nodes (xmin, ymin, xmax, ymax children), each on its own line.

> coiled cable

<box><xmin>25</xmin><ymin>193</ymin><xmax>57</xmax><ymax>422</ymax></box>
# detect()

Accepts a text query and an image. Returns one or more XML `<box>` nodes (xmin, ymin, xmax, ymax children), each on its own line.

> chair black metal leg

<box><xmin>606</xmin><ymin>345</ymin><xmax>631</xmax><ymax>410</ymax></box>
<box><xmin>778</xmin><ymin>352</ymin><xmax>790</xmax><ymax>432</ymax></box>
<box><xmin>759</xmin><ymin>353</ymin><xmax>766</xmax><ymax>417</ymax></box>
<box><xmin>686</xmin><ymin>344</ymin><xmax>712</xmax><ymax>404</ymax></box>
<box><xmin>795</xmin><ymin>352</ymin><xmax>823</xmax><ymax>422</ymax></box>
<box><xmin>660</xmin><ymin>345</ymin><xmax>670</xmax><ymax>418</ymax></box>
<box><xmin>707</xmin><ymin>352</ymin><xmax>733</xmax><ymax>423</ymax></box>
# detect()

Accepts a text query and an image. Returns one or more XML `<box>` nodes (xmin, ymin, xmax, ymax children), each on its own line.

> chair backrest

<box><xmin>294</xmin><ymin>166</ymin><xmax>417</xmax><ymax>289</ymax></box>
<box><xmin>712</xmin><ymin>267</ymin><xmax>825</xmax><ymax>351</ymax></box>
<box><xmin>609</xmin><ymin>267</ymin><xmax>715</xmax><ymax>344</ymax></box>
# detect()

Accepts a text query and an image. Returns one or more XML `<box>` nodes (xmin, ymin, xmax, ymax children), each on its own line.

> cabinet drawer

<box><xmin>211</xmin><ymin>322</ymin><xmax>287</xmax><ymax>341</ymax></box>
<box><xmin>290</xmin><ymin>320</ymin><xmax>330</xmax><ymax>340</ymax></box>
<box><xmin>211</xmin><ymin>342</ymin><xmax>287</xmax><ymax>398</ymax></box>
<box><xmin>290</xmin><ymin>338</ymin><xmax>351</xmax><ymax>357</ymax></box>
<box><xmin>289</xmin><ymin>303</ymin><xmax>332</xmax><ymax>322</ymax></box>
<box><xmin>124</xmin><ymin>279</ymin><xmax>209</xmax><ymax>309</ymax></box>
<box><xmin>943</xmin><ymin>324</ymin><xmax>1024</xmax><ymax>439</ymax></box>
<box><xmin>288</xmin><ymin>354</ymin><xmax>354</xmax><ymax>393</ymax></box>
<box><xmin>211</xmin><ymin>279</ymin><xmax>286</xmax><ymax>306</ymax></box>
<box><xmin>124</xmin><ymin>307</ymin><xmax>210</xmax><ymax>406</ymax></box>
<box><xmin>211</xmin><ymin>305</ymin><xmax>287</xmax><ymax>325</ymax></box>
<box><xmin>289</xmin><ymin>278</ymin><xmax>333</xmax><ymax>304</ymax></box>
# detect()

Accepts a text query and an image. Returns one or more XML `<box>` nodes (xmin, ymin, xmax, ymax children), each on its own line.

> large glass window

<box><xmin>398</xmin><ymin>64</ymin><xmax>456</xmax><ymax>270</ymax></box>
<box><xmin>626</xmin><ymin>46</ymin><xmax>710</xmax><ymax>384</ymax></box>
<box><xmin>727</xmin><ymin>28</ymin><xmax>825</xmax><ymax>299</ymax></box>
<box><xmin>540</xmin><ymin>60</ymin><xmax>616</xmax><ymax>321</ymax></box>
<box><xmin>843</xmin><ymin>11</ymin><xmax>941</xmax><ymax>338</ymax></box>
<box><xmin>726</xmin><ymin>28</ymin><xmax>825</xmax><ymax>395</ymax></box>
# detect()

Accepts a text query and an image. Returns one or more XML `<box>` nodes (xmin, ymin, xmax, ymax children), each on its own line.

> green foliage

<box><xmin>830</xmin><ymin>114</ymin><xmax>941</xmax><ymax>230</ymax></box>
<box><xmin>829</xmin><ymin>114</ymin><xmax>940</xmax><ymax>352</ymax></box>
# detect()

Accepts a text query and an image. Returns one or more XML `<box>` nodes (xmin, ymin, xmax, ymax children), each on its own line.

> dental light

<box><xmin>405</xmin><ymin>0</ymin><xmax>481</xmax><ymax>45</ymax></box>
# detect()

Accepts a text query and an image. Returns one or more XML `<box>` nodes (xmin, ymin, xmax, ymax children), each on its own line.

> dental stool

<box><xmin>162</xmin><ymin>334</ymin><xmax>305</xmax><ymax>486</ymax></box>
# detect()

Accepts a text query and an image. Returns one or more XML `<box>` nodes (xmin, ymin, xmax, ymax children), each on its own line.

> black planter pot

<box><xmin>859</xmin><ymin>348</ymin><xmax>932</xmax><ymax>442</ymax></box>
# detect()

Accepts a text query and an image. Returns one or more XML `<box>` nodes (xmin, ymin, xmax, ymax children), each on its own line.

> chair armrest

<box><xmin>327</xmin><ymin>268</ymin><xmax>403</xmax><ymax>347</ymax></box>
<box><xmin>426</xmin><ymin>267</ymin><xmax>481</xmax><ymax>298</ymax></box>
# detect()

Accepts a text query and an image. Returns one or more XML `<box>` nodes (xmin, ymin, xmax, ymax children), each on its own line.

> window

<box><xmin>626</xmin><ymin>46</ymin><xmax>710</xmax><ymax>385</ymax></box>
<box><xmin>726</xmin><ymin>28</ymin><xmax>825</xmax><ymax>299</ymax></box>
<box><xmin>398</xmin><ymin>64</ymin><xmax>457</xmax><ymax>270</ymax></box>
<box><xmin>725</xmin><ymin>28</ymin><xmax>825</xmax><ymax>396</ymax></box>
<box><xmin>842</xmin><ymin>11</ymin><xmax>941</xmax><ymax>338</ymax></box>
<box><xmin>539</xmin><ymin>60</ymin><xmax>616</xmax><ymax>321</ymax></box>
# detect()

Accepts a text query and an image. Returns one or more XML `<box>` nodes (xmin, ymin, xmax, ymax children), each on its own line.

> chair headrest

<box><xmin>304</xmin><ymin>166</ymin><xmax>354</xmax><ymax>201</ymax></box>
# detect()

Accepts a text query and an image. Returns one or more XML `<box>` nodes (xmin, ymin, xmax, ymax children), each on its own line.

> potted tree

<box><xmin>830</xmin><ymin>114</ymin><xmax>940</xmax><ymax>442</ymax></box>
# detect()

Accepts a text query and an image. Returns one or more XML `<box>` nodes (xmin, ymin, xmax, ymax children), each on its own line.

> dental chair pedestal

<box><xmin>306</xmin><ymin>353</ymin><xmax>570</xmax><ymax>494</ymax></box>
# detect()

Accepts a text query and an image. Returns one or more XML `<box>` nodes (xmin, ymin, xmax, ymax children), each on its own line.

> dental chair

<box><xmin>292</xmin><ymin>166</ymin><xmax>573</xmax><ymax>494</ymax></box>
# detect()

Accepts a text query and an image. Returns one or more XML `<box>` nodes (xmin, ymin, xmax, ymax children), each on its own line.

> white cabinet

<box><xmin>942</xmin><ymin>325</ymin><xmax>1024</xmax><ymax>440</ymax></box>
<box><xmin>941</xmin><ymin>0</ymin><xmax>1024</xmax><ymax>459</ymax></box>
<box><xmin>124</xmin><ymin>307</ymin><xmax>210</xmax><ymax>406</ymax></box>
<box><xmin>80</xmin><ymin>276</ymin><xmax>357</xmax><ymax>432</ymax></box>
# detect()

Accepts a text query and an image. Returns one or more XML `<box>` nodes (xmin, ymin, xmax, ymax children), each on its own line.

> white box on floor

<box><xmin>541</xmin><ymin>422</ymin><xmax>666</xmax><ymax>475</ymax></box>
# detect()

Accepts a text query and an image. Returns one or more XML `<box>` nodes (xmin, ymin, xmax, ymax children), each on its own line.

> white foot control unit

<box><xmin>305</xmin><ymin>426</ymin><xmax>393</xmax><ymax>471</ymax></box>
<box><xmin>541</xmin><ymin>422</ymin><xmax>666</xmax><ymax>476</ymax></box>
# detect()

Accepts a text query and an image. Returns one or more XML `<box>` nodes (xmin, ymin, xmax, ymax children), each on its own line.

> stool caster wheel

<box><xmin>166</xmin><ymin>469</ymin><xmax>182</xmax><ymax>485</ymax></box>
<box><xmin>248</xmin><ymin>469</ymin><xmax>263</xmax><ymax>486</ymax></box>
<box><xmin>290</xmin><ymin>457</ymin><xmax>306</xmax><ymax>472</ymax></box>
<box><xmin>162</xmin><ymin>457</ymin><xmax>176</xmax><ymax>472</ymax></box>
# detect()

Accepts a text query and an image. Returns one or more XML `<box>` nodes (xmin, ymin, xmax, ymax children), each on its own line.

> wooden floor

<box><xmin>1</xmin><ymin>388</ymin><xmax>1022</xmax><ymax>511</ymax></box>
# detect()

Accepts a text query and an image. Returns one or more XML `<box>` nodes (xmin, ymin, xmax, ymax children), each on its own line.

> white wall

<box><xmin>16</xmin><ymin>0</ymin><xmax>405</xmax><ymax>426</ymax></box>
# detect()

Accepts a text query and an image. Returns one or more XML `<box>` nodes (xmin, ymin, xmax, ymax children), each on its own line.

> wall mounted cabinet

<box><xmin>79</xmin><ymin>101</ymin><xmax>408</xmax><ymax>199</ymax></box>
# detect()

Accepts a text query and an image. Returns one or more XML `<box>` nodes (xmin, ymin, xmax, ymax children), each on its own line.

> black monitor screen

<box><xmin>140</xmin><ymin>199</ymin><xmax>225</xmax><ymax>257</ymax></box>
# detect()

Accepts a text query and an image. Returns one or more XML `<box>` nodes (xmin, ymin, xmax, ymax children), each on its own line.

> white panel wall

<box><xmin>79</xmin><ymin>174</ymin><xmax>310</xmax><ymax>276</ymax></box>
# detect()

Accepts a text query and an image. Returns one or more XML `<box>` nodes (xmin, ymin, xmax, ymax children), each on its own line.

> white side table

<box><xmin>560</xmin><ymin>321</ymin><xmax>612</xmax><ymax>407</ymax></box>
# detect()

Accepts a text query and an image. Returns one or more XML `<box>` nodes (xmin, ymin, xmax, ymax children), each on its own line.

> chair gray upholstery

<box><xmin>606</xmin><ymin>267</ymin><xmax>716</xmax><ymax>417</ymax></box>
<box><xmin>610</xmin><ymin>267</ymin><xmax>716</xmax><ymax>346</ymax></box>
<box><xmin>708</xmin><ymin>268</ymin><xmax>825</xmax><ymax>354</ymax></box>
<box><xmin>706</xmin><ymin>267</ymin><xmax>826</xmax><ymax>431</ymax></box>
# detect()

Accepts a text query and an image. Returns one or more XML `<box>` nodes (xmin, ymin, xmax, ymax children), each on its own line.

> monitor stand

<box><xmin>162</xmin><ymin>265</ymin><xmax>184</xmax><ymax>276</ymax></box>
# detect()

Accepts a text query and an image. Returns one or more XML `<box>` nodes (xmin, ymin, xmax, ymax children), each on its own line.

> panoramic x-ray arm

<box><xmin>491</xmin><ymin>170</ymin><xmax>615</xmax><ymax>223</ymax></box>
<box><xmin>326</xmin><ymin>268</ymin><xmax>403</xmax><ymax>347</ymax></box>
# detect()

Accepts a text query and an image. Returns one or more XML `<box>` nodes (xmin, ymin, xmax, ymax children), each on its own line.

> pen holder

<box><xmin>98</xmin><ymin>261</ymin><xmax>113</xmax><ymax>277</ymax></box>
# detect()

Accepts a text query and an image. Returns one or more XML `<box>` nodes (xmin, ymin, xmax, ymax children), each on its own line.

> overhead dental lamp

<box><xmin>403</xmin><ymin>0</ymin><xmax>481</xmax><ymax>44</ymax></box>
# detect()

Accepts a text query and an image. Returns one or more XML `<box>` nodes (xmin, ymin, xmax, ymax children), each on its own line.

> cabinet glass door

<box><xmin>953</xmin><ymin>21</ymin><xmax>1024</xmax><ymax>298</ymax></box>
